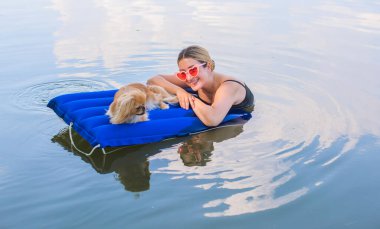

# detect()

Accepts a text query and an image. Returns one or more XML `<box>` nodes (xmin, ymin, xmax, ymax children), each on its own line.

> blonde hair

<box><xmin>177</xmin><ymin>45</ymin><xmax>215</xmax><ymax>71</ymax></box>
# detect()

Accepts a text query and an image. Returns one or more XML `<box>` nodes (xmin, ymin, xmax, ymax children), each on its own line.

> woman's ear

<box><xmin>207</xmin><ymin>62</ymin><xmax>212</xmax><ymax>71</ymax></box>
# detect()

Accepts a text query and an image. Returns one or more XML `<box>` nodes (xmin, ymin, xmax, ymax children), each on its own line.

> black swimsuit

<box><xmin>196</xmin><ymin>80</ymin><xmax>255</xmax><ymax>113</ymax></box>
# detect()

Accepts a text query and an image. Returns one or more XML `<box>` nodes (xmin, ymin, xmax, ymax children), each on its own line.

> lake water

<box><xmin>1</xmin><ymin>0</ymin><xmax>380</xmax><ymax>228</ymax></box>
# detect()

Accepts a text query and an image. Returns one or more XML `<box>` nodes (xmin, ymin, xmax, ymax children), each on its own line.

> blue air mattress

<box><xmin>47</xmin><ymin>89</ymin><xmax>251</xmax><ymax>148</ymax></box>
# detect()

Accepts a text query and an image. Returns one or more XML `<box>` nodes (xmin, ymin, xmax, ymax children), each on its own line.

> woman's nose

<box><xmin>186</xmin><ymin>72</ymin><xmax>192</xmax><ymax>81</ymax></box>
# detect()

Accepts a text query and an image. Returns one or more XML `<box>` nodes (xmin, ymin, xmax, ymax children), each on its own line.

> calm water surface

<box><xmin>1</xmin><ymin>0</ymin><xmax>380</xmax><ymax>228</ymax></box>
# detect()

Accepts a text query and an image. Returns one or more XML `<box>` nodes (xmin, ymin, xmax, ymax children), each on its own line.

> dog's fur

<box><xmin>106</xmin><ymin>83</ymin><xmax>178</xmax><ymax>124</ymax></box>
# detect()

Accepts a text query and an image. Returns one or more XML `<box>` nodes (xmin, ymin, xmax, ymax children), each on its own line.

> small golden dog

<box><xmin>106</xmin><ymin>83</ymin><xmax>178</xmax><ymax>124</ymax></box>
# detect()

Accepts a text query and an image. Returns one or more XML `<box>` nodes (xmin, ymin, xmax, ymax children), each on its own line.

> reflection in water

<box><xmin>178</xmin><ymin>125</ymin><xmax>243</xmax><ymax>167</ymax></box>
<box><xmin>52</xmin><ymin>128</ymin><xmax>161</xmax><ymax>192</ymax></box>
<box><xmin>51</xmin><ymin>0</ymin><xmax>270</xmax><ymax>74</ymax></box>
<box><xmin>51</xmin><ymin>0</ymin><xmax>181</xmax><ymax>72</ymax></box>
<box><xmin>51</xmin><ymin>118</ymin><xmax>249</xmax><ymax>193</ymax></box>
<box><xmin>315</xmin><ymin>2</ymin><xmax>380</xmax><ymax>33</ymax></box>
<box><xmin>178</xmin><ymin>137</ymin><xmax>214</xmax><ymax>167</ymax></box>
<box><xmin>152</xmin><ymin>77</ymin><xmax>371</xmax><ymax>217</ymax></box>
<box><xmin>43</xmin><ymin>0</ymin><xmax>380</xmax><ymax>221</ymax></box>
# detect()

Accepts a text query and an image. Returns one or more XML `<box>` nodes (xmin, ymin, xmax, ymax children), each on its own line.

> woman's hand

<box><xmin>176</xmin><ymin>88</ymin><xmax>195</xmax><ymax>110</ymax></box>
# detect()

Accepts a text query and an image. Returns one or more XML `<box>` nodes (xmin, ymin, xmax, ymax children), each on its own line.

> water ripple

<box><xmin>150</xmin><ymin>72</ymin><xmax>363</xmax><ymax>217</ymax></box>
<box><xmin>13</xmin><ymin>79</ymin><xmax>112</xmax><ymax>112</ymax></box>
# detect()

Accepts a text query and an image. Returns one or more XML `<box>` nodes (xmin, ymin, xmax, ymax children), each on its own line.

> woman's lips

<box><xmin>188</xmin><ymin>77</ymin><xmax>199</xmax><ymax>87</ymax></box>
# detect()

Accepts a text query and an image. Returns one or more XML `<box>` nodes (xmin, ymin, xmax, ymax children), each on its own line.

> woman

<box><xmin>147</xmin><ymin>45</ymin><xmax>254</xmax><ymax>126</ymax></box>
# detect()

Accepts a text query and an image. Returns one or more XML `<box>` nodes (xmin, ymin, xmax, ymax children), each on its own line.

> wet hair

<box><xmin>177</xmin><ymin>45</ymin><xmax>215</xmax><ymax>71</ymax></box>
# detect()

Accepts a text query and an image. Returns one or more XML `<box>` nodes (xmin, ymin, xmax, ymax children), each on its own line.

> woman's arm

<box><xmin>190</xmin><ymin>82</ymin><xmax>243</xmax><ymax>126</ymax></box>
<box><xmin>147</xmin><ymin>74</ymin><xmax>194</xmax><ymax>110</ymax></box>
<box><xmin>147</xmin><ymin>74</ymin><xmax>186</xmax><ymax>94</ymax></box>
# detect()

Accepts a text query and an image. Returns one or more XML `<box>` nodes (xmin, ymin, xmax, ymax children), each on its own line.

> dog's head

<box><xmin>108</xmin><ymin>91</ymin><xmax>146</xmax><ymax>124</ymax></box>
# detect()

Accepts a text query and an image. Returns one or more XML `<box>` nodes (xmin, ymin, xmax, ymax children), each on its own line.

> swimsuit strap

<box><xmin>195</xmin><ymin>80</ymin><xmax>253</xmax><ymax>109</ymax></box>
<box><xmin>223</xmin><ymin>79</ymin><xmax>255</xmax><ymax>113</ymax></box>
<box><xmin>222</xmin><ymin>80</ymin><xmax>246</xmax><ymax>88</ymax></box>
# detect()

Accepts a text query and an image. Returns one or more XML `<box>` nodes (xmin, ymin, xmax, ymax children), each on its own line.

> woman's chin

<box><xmin>188</xmin><ymin>79</ymin><xmax>201</xmax><ymax>91</ymax></box>
<box><xmin>190</xmin><ymin>84</ymin><xmax>201</xmax><ymax>91</ymax></box>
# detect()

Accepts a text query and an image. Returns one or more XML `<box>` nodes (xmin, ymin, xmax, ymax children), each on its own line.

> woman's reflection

<box><xmin>52</xmin><ymin>116</ymin><xmax>249</xmax><ymax>193</ymax></box>
<box><xmin>178</xmin><ymin>124</ymin><xmax>244</xmax><ymax>166</ymax></box>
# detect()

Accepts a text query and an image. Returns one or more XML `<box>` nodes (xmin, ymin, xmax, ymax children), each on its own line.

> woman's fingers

<box><xmin>180</xmin><ymin>96</ymin><xmax>189</xmax><ymax>110</ymax></box>
<box><xmin>181</xmin><ymin>96</ymin><xmax>195</xmax><ymax>110</ymax></box>
<box><xmin>182</xmin><ymin>98</ymin><xmax>188</xmax><ymax>110</ymax></box>
<box><xmin>189</xmin><ymin>96</ymin><xmax>195</xmax><ymax>108</ymax></box>
<box><xmin>177</xmin><ymin>90</ymin><xmax>195</xmax><ymax>110</ymax></box>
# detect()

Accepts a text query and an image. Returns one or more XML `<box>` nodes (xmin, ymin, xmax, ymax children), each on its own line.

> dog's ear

<box><xmin>107</xmin><ymin>101</ymin><xmax>117</xmax><ymax>117</ymax></box>
<box><xmin>110</xmin><ymin>94</ymin><xmax>135</xmax><ymax>124</ymax></box>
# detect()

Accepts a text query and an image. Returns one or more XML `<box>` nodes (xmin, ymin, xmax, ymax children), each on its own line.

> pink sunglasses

<box><xmin>176</xmin><ymin>63</ymin><xmax>206</xmax><ymax>81</ymax></box>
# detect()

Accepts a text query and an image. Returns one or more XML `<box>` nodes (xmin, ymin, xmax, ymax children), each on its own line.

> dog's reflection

<box><xmin>52</xmin><ymin>117</ymin><xmax>249</xmax><ymax>193</ymax></box>
<box><xmin>52</xmin><ymin>129</ymin><xmax>168</xmax><ymax>192</ymax></box>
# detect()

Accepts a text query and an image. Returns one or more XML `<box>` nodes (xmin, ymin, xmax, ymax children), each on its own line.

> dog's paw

<box><xmin>160</xmin><ymin>102</ymin><xmax>169</xmax><ymax>109</ymax></box>
<box><xmin>140</xmin><ymin>115</ymin><xmax>149</xmax><ymax>122</ymax></box>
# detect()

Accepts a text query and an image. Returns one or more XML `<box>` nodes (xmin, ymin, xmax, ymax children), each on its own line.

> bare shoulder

<box><xmin>215</xmin><ymin>73</ymin><xmax>244</xmax><ymax>91</ymax></box>
<box><xmin>214</xmin><ymin>73</ymin><xmax>246</xmax><ymax>103</ymax></box>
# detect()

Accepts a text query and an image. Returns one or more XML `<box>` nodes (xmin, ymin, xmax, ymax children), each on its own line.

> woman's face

<box><xmin>178</xmin><ymin>58</ymin><xmax>208</xmax><ymax>91</ymax></box>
